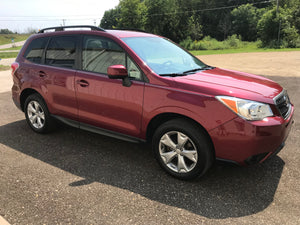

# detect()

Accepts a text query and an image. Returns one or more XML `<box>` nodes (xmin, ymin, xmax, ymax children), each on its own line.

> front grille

<box><xmin>274</xmin><ymin>90</ymin><xmax>292</xmax><ymax>120</ymax></box>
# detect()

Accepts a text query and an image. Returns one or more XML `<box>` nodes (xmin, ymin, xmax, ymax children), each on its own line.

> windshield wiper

<box><xmin>159</xmin><ymin>73</ymin><xmax>187</xmax><ymax>77</ymax></box>
<box><xmin>182</xmin><ymin>66</ymin><xmax>215</xmax><ymax>74</ymax></box>
<box><xmin>159</xmin><ymin>66</ymin><xmax>215</xmax><ymax>77</ymax></box>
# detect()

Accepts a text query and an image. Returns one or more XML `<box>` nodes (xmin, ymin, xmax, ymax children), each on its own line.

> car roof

<box><xmin>105</xmin><ymin>30</ymin><xmax>158</xmax><ymax>38</ymax></box>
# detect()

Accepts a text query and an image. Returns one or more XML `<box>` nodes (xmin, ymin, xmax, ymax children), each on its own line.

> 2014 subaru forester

<box><xmin>11</xmin><ymin>26</ymin><xmax>294</xmax><ymax>179</ymax></box>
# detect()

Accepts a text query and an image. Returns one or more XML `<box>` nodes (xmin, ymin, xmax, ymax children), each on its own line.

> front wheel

<box><xmin>152</xmin><ymin>119</ymin><xmax>214</xmax><ymax>180</ymax></box>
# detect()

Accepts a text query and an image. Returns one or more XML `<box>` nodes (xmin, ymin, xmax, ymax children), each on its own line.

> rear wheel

<box><xmin>24</xmin><ymin>94</ymin><xmax>55</xmax><ymax>133</ymax></box>
<box><xmin>152</xmin><ymin>119</ymin><xmax>214</xmax><ymax>180</ymax></box>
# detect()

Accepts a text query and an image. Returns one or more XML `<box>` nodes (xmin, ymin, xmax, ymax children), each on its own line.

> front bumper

<box><xmin>209</xmin><ymin>106</ymin><xmax>294</xmax><ymax>165</ymax></box>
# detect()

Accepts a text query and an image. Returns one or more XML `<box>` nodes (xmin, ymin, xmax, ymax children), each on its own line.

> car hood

<box><xmin>173</xmin><ymin>67</ymin><xmax>283</xmax><ymax>103</ymax></box>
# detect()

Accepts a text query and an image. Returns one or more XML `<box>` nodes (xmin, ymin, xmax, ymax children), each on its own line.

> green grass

<box><xmin>0</xmin><ymin>52</ymin><xmax>18</xmax><ymax>58</ymax></box>
<box><xmin>0</xmin><ymin>34</ymin><xmax>30</xmax><ymax>45</ymax></box>
<box><xmin>0</xmin><ymin>46</ymin><xmax>22</xmax><ymax>51</ymax></box>
<box><xmin>191</xmin><ymin>47</ymin><xmax>300</xmax><ymax>55</ymax></box>
<box><xmin>0</xmin><ymin>65</ymin><xmax>10</xmax><ymax>71</ymax></box>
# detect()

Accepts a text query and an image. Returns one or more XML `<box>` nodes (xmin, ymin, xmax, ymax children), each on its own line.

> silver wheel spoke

<box><xmin>177</xmin><ymin>132</ymin><xmax>188</xmax><ymax>148</ymax></box>
<box><xmin>30</xmin><ymin>115</ymin><xmax>37</xmax><ymax>124</ymax></box>
<box><xmin>39</xmin><ymin>112</ymin><xmax>45</xmax><ymax>120</ymax></box>
<box><xmin>37</xmin><ymin>117</ymin><xmax>43</xmax><ymax>128</ymax></box>
<box><xmin>161</xmin><ymin>151</ymin><xmax>177</xmax><ymax>164</ymax></box>
<box><xmin>34</xmin><ymin>101</ymin><xmax>40</xmax><ymax>112</ymax></box>
<box><xmin>177</xmin><ymin>155</ymin><xmax>188</xmax><ymax>172</ymax></box>
<box><xmin>181</xmin><ymin>150</ymin><xmax>197</xmax><ymax>163</ymax></box>
<box><xmin>28</xmin><ymin>103</ymin><xmax>36</xmax><ymax>113</ymax></box>
<box><xmin>160</xmin><ymin>134</ymin><xmax>176</xmax><ymax>150</ymax></box>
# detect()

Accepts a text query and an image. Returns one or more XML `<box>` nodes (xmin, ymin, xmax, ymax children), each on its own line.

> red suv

<box><xmin>11</xmin><ymin>26</ymin><xmax>294</xmax><ymax>179</ymax></box>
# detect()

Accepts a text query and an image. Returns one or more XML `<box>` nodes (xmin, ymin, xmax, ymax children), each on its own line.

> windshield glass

<box><xmin>122</xmin><ymin>37</ymin><xmax>207</xmax><ymax>76</ymax></box>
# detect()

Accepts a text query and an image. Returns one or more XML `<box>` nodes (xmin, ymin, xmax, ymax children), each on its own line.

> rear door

<box><xmin>75</xmin><ymin>35</ymin><xmax>145</xmax><ymax>138</ymax></box>
<box><xmin>41</xmin><ymin>35</ymin><xmax>78</xmax><ymax>120</ymax></box>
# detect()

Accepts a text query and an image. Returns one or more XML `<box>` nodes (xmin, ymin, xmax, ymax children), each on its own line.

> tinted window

<box><xmin>82</xmin><ymin>36</ymin><xmax>125</xmax><ymax>74</ymax></box>
<box><xmin>127</xmin><ymin>56</ymin><xmax>142</xmax><ymax>80</ymax></box>
<box><xmin>45</xmin><ymin>36</ymin><xmax>77</xmax><ymax>69</ymax></box>
<box><xmin>24</xmin><ymin>37</ymin><xmax>49</xmax><ymax>64</ymax></box>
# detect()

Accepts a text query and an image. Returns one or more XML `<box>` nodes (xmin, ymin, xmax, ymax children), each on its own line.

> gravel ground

<box><xmin>199</xmin><ymin>51</ymin><xmax>300</xmax><ymax>77</ymax></box>
<box><xmin>0</xmin><ymin>52</ymin><xmax>299</xmax><ymax>224</ymax></box>
<box><xmin>0</xmin><ymin>58</ymin><xmax>15</xmax><ymax>66</ymax></box>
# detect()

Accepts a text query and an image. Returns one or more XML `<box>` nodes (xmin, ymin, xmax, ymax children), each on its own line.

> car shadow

<box><xmin>0</xmin><ymin>118</ymin><xmax>285</xmax><ymax>219</ymax></box>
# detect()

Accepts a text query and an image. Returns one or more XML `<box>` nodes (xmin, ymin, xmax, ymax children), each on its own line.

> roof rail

<box><xmin>38</xmin><ymin>25</ymin><xmax>105</xmax><ymax>33</ymax></box>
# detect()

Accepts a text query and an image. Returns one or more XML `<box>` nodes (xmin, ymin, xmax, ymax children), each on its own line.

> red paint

<box><xmin>107</xmin><ymin>65</ymin><xmax>128</xmax><ymax>78</ymax></box>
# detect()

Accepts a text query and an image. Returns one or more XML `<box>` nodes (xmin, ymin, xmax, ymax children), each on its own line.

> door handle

<box><xmin>39</xmin><ymin>71</ymin><xmax>46</xmax><ymax>78</ymax></box>
<box><xmin>76</xmin><ymin>79</ymin><xmax>89</xmax><ymax>87</ymax></box>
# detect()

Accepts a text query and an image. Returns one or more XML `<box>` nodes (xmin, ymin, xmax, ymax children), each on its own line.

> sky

<box><xmin>0</xmin><ymin>0</ymin><xmax>120</xmax><ymax>33</ymax></box>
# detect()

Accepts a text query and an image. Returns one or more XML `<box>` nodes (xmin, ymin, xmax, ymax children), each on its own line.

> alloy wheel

<box><xmin>159</xmin><ymin>131</ymin><xmax>198</xmax><ymax>173</ymax></box>
<box><xmin>27</xmin><ymin>100</ymin><xmax>45</xmax><ymax>129</ymax></box>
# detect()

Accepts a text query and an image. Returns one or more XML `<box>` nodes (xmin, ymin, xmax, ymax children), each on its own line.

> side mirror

<box><xmin>107</xmin><ymin>65</ymin><xmax>128</xmax><ymax>79</ymax></box>
<box><xmin>107</xmin><ymin>65</ymin><xmax>131</xmax><ymax>87</ymax></box>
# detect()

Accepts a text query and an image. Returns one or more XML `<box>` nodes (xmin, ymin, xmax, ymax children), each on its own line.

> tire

<box><xmin>152</xmin><ymin>119</ymin><xmax>214</xmax><ymax>180</ymax></box>
<box><xmin>24</xmin><ymin>93</ymin><xmax>56</xmax><ymax>133</ymax></box>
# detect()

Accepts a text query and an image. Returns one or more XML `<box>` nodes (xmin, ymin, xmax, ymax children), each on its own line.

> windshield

<box><xmin>122</xmin><ymin>37</ymin><xmax>207</xmax><ymax>76</ymax></box>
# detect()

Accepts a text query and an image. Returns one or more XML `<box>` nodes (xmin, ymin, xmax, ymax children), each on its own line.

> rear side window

<box><xmin>45</xmin><ymin>36</ymin><xmax>77</xmax><ymax>69</ymax></box>
<box><xmin>24</xmin><ymin>37</ymin><xmax>49</xmax><ymax>64</ymax></box>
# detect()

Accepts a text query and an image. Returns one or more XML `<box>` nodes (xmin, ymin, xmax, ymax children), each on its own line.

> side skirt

<box><xmin>52</xmin><ymin>115</ymin><xmax>145</xmax><ymax>144</ymax></box>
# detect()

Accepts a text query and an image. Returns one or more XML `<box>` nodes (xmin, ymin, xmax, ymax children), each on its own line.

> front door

<box><xmin>75</xmin><ymin>35</ymin><xmax>145</xmax><ymax>138</ymax></box>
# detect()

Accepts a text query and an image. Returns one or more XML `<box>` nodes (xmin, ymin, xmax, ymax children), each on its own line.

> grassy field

<box><xmin>0</xmin><ymin>46</ymin><xmax>22</xmax><ymax>51</ymax></box>
<box><xmin>0</xmin><ymin>34</ymin><xmax>30</xmax><ymax>45</ymax></box>
<box><xmin>0</xmin><ymin>52</ymin><xmax>19</xmax><ymax>58</ymax></box>
<box><xmin>190</xmin><ymin>47</ymin><xmax>300</xmax><ymax>55</ymax></box>
<box><xmin>0</xmin><ymin>65</ymin><xmax>10</xmax><ymax>71</ymax></box>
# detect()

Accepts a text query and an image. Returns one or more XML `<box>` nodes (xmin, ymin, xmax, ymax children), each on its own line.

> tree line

<box><xmin>0</xmin><ymin>29</ymin><xmax>16</xmax><ymax>34</ymax></box>
<box><xmin>100</xmin><ymin>0</ymin><xmax>300</xmax><ymax>48</ymax></box>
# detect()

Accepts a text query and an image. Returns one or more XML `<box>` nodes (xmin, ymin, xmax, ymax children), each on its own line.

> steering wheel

<box><xmin>162</xmin><ymin>60</ymin><xmax>173</xmax><ymax>67</ymax></box>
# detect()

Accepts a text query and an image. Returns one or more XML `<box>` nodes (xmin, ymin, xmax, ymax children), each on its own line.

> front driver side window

<box><xmin>82</xmin><ymin>35</ymin><xmax>142</xmax><ymax>80</ymax></box>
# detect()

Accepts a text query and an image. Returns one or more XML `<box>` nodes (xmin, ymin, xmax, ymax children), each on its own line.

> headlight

<box><xmin>216</xmin><ymin>96</ymin><xmax>273</xmax><ymax>121</ymax></box>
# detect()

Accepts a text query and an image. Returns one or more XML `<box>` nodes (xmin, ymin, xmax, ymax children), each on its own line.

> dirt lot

<box><xmin>0</xmin><ymin>51</ymin><xmax>299</xmax><ymax>224</ymax></box>
<box><xmin>199</xmin><ymin>51</ymin><xmax>300</xmax><ymax>77</ymax></box>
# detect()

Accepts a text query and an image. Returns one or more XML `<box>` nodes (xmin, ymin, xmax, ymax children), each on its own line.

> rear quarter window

<box><xmin>24</xmin><ymin>37</ymin><xmax>49</xmax><ymax>64</ymax></box>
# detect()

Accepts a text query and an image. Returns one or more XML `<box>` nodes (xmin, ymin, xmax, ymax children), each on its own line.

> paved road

<box><xmin>0</xmin><ymin>52</ymin><xmax>299</xmax><ymax>224</ymax></box>
<box><xmin>0</xmin><ymin>41</ymin><xmax>26</xmax><ymax>50</ymax></box>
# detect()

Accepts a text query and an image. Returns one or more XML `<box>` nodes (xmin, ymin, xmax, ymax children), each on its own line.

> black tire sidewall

<box><xmin>152</xmin><ymin>119</ymin><xmax>213</xmax><ymax>180</ymax></box>
<box><xmin>24</xmin><ymin>94</ymin><xmax>53</xmax><ymax>134</ymax></box>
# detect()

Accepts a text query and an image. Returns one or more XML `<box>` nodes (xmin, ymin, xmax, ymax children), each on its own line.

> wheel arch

<box><xmin>20</xmin><ymin>88</ymin><xmax>42</xmax><ymax>111</ymax></box>
<box><xmin>146</xmin><ymin>112</ymin><xmax>215</xmax><ymax>158</ymax></box>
